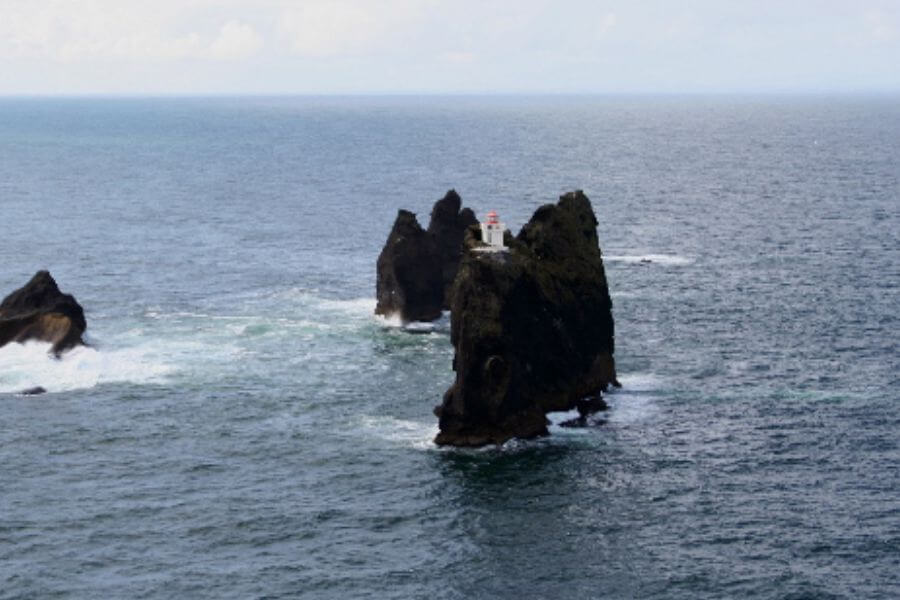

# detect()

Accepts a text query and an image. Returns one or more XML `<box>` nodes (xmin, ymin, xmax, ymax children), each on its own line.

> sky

<box><xmin>1</xmin><ymin>0</ymin><xmax>898</xmax><ymax>95</ymax></box>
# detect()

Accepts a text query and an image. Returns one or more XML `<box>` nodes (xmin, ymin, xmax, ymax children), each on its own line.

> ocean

<box><xmin>1</xmin><ymin>95</ymin><xmax>898</xmax><ymax>599</ymax></box>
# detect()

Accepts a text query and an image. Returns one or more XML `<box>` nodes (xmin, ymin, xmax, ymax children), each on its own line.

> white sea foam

<box><xmin>604</xmin><ymin>254</ymin><xmax>693</xmax><ymax>266</ymax></box>
<box><xmin>359</xmin><ymin>415</ymin><xmax>439</xmax><ymax>450</ymax></box>
<box><xmin>605</xmin><ymin>372</ymin><xmax>662</xmax><ymax>424</ymax></box>
<box><xmin>610</xmin><ymin>291</ymin><xmax>641</xmax><ymax>299</ymax></box>
<box><xmin>145</xmin><ymin>310</ymin><xmax>245</xmax><ymax>321</ymax></box>
<box><xmin>374</xmin><ymin>311</ymin><xmax>449</xmax><ymax>334</ymax></box>
<box><xmin>616</xmin><ymin>372</ymin><xmax>664</xmax><ymax>392</ymax></box>
<box><xmin>375</xmin><ymin>312</ymin><xmax>405</xmax><ymax>328</ymax></box>
<box><xmin>0</xmin><ymin>341</ymin><xmax>175</xmax><ymax>394</ymax></box>
<box><xmin>547</xmin><ymin>408</ymin><xmax>580</xmax><ymax>426</ymax></box>
<box><xmin>316</xmin><ymin>297</ymin><xmax>376</xmax><ymax>315</ymax></box>
<box><xmin>546</xmin><ymin>409</ymin><xmax>594</xmax><ymax>435</ymax></box>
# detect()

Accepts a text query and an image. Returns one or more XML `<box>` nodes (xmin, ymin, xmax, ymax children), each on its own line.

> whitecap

<box><xmin>377</xmin><ymin>309</ymin><xmax>451</xmax><ymax>334</ymax></box>
<box><xmin>615</xmin><ymin>372</ymin><xmax>664</xmax><ymax>392</ymax></box>
<box><xmin>358</xmin><ymin>415</ymin><xmax>439</xmax><ymax>450</ymax></box>
<box><xmin>374</xmin><ymin>314</ymin><xmax>448</xmax><ymax>335</ymax></box>
<box><xmin>546</xmin><ymin>409</ymin><xmax>594</xmax><ymax>435</ymax></box>
<box><xmin>547</xmin><ymin>408</ymin><xmax>582</xmax><ymax>426</ymax></box>
<box><xmin>403</xmin><ymin>321</ymin><xmax>438</xmax><ymax>334</ymax></box>
<box><xmin>375</xmin><ymin>313</ymin><xmax>405</xmax><ymax>328</ymax></box>
<box><xmin>0</xmin><ymin>341</ymin><xmax>174</xmax><ymax>394</ymax></box>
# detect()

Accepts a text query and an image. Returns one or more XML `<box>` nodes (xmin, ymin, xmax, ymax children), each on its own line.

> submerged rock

<box><xmin>18</xmin><ymin>386</ymin><xmax>47</xmax><ymax>396</ymax></box>
<box><xmin>375</xmin><ymin>190</ymin><xmax>477</xmax><ymax>323</ymax></box>
<box><xmin>434</xmin><ymin>191</ymin><xmax>618</xmax><ymax>447</ymax></box>
<box><xmin>559</xmin><ymin>395</ymin><xmax>610</xmax><ymax>428</ymax></box>
<box><xmin>0</xmin><ymin>271</ymin><xmax>86</xmax><ymax>356</ymax></box>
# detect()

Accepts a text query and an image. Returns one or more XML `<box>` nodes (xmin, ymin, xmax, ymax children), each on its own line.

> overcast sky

<box><xmin>1</xmin><ymin>0</ymin><xmax>898</xmax><ymax>95</ymax></box>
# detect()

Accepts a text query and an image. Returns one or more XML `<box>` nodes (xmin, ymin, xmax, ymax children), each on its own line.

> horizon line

<box><xmin>2</xmin><ymin>89</ymin><xmax>899</xmax><ymax>100</ymax></box>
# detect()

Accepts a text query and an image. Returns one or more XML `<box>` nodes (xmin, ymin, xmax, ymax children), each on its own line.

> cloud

<box><xmin>0</xmin><ymin>1</ymin><xmax>263</xmax><ymax>62</ymax></box>
<box><xmin>440</xmin><ymin>51</ymin><xmax>476</xmax><ymax>64</ymax></box>
<box><xmin>864</xmin><ymin>10</ymin><xmax>898</xmax><ymax>43</ymax></box>
<box><xmin>597</xmin><ymin>12</ymin><xmax>617</xmax><ymax>37</ymax></box>
<box><xmin>277</xmin><ymin>0</ymin><xmax>430</xmax><ymax>57</ymax></box>
<box><xmin>208</xmin><ymin>20</ymin><xmax>264</xmax><ymax>59</ymax></box>
<box><xmin>0</xmin><ymin>0</ymin><xmax>898</xmax><ymax>94</ymax></box>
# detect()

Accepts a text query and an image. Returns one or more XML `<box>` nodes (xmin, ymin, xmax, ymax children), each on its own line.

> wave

<box><xmin>616</xmin><ymin>372</ymin><xmax>664</xmax><ymax>392</ymax></box>
<box><xmin>0</xmin><ymin>289</ymin><xmax>439</xmax><ymax>395</ymax></box>
<box><xmin>0</xmin><ymin>341</ymin><xmax>174</xmax><ymax>394</ymax></box>
<box><xmin>375</xmin><ymin>315</ymin><xmax>447</xmax><ymax>334</ymax></box>
<box><xmin>263</xmin><ymin>290</ymin><xmax>450</xmax><ymax>333</ymax></box>
<box><xmin>358</xmin><ymin>415</ymin><xmax>439</xmax><ymax>450</ymax></box>
<box><xmin>317</xmin><ymin>297</ymin><xmax>377</xmax><ymax>316</ymax></box>
<box><xmin>374</xmin><ymin>309</ymin><xmax>450</xmax><ymax>334</ymax></box>
<box><xmin>604</xmin><ymin>254</ymin><xmax>693</xmax><ymax>266</ymax></box>
<box><xmin>604</xmin><ymin>372</ymin><xmax>662</xmax><ymax>424</ymax></box>
<box><xmin>546</xmin><ymin>409</ymin><xmax>594</xmax><ymax>434</ymax></box>
<box><xmin>545</xmin><ymin>373</ymin><xmax>664</xmax><ymax>430</ymax></box>
<box><xmin>374</xmin><ymin>312</ymin><xmax>405</xmax><ymax>328</ymax></box>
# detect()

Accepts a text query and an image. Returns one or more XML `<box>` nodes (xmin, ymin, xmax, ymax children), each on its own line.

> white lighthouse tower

<box><xmin>480</xmin><ymin>210</ymin><xmax>506</xmax><ymax>249</ymax></box>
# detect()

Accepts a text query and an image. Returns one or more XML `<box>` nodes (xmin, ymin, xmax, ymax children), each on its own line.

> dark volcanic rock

<box><xmin>434</xmin><ymin>191</ymin><xmax>617</xmax><ymax>446</ymax></box>
<box><xmin>375</xmin><ymin>209</ymin><xmax>444</xmax><ymax>322</ymax></box>
<box><xmin>375</xmin><ymin>190</ymin><xmax>477</xmax><ymax>323</ymax></box>
<box><xmin>427</xmin><ymin>190</ymin><xmax>478</xmax><ymax>306</ymax></box>
<box><xmin>18</xmin><ymin>386</ymin><xmax>47</xmax><ymax>396</ymax></box>
<box><xmin>0</xmin><ymin>271</ymin><xmax>86</xmax><ymax>356</ymax></box>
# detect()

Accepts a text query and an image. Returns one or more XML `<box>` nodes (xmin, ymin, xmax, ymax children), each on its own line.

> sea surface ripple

<box><xmin>1</xmin><ymin>96</ymin><xmax>898</xmax><ymax>599</ymax></box>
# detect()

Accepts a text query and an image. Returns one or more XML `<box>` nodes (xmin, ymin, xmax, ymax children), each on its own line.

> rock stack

<box><xmin>0</xmin><ymin>271</ymin><xmax>86</xmax><ymax>356</ymax></box>
<box><xmin>375</xmin><ymin>190</ymin><xmax>477</xmax><ymax>323</ymax></box>
<box><xmin>434</xmin><ymin>191</ymin><xmax>618</xmax><ymax>446</ymax></box>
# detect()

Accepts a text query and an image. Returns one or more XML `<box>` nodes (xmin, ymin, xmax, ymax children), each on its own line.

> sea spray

<box><xmin>0</xmin><ymin>341</ymin><xmax>174</xmax><ymax>393</ymax></box>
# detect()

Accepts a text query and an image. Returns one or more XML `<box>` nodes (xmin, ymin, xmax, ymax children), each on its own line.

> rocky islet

<box><xmin>374</xmin><ymin>189</ymin><xmax>477</xmax><ymax>323</ymax></box>
<box><xmin>434</xmin><ymin>190</ymin><xmax>618</xmax><ymax>446</ymax></box>
<box><xmin>0</xmin><ymin>270</ymin><xmax>87</xmax><ymax>357</ymax></box>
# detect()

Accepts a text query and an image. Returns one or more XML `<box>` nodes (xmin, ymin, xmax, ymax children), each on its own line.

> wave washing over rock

<box><xmin>0</xmin><ymin>341</ymin><xmax>174</xmax><ymax>394</ymax></box>
<box><xmin>0</xmin><ymin>271</ymin><xmax>86</xmax><ymax>356</ymax></box>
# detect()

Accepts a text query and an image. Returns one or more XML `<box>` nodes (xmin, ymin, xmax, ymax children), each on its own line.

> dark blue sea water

<box><xmin>1</xmin><ymin>96</ymin><xmax>898</xmax><ymax>599</ymax></box>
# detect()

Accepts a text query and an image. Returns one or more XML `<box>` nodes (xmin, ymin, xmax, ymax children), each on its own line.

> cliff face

<box><xmin>375</xmin><ymin>209</ymin><xmax>444</xmax><ymax>322</ymax></box>
<box><xmin>434</xmin><ymin>191</ymin><xmax>617</xmax><ymax>446</ymax></box>
<box><xmin>375</xmin><ymin>190</ymin><xmax>477</xmax><ymax>323</ymax></box>
<box><xmin>0</xmin><ymin>271</ymin><xmax>87</xmax><ymax>356</ymax></box>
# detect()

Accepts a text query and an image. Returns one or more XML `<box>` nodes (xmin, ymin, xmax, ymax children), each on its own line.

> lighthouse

<box><xmin>480</xmin><ymin>210</ymin><xmax>506</xmax><ymax>249</ymax></box>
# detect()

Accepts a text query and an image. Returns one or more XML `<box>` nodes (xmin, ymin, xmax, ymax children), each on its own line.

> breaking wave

<box><xmin>358</xmin><ymin>415</ymin><xmax>439</xmax><ymax>450</ymax></box>
<box><xmin>0</xmin><ymin>341</ymin><xmax>174</xmax><ymax>394</ymax></box>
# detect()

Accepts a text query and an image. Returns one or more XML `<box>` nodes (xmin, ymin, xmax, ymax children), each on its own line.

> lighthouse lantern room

<box><xmin>481</xmin><ymin>210</ymin><xmax>506</xmax><ymax>249</ymax></box>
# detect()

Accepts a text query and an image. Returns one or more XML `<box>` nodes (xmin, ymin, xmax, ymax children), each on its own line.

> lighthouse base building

<box><xmin>480</xmin><ymin>210</ymin><xmax>506</xmax><ymax>249</ymax></box>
